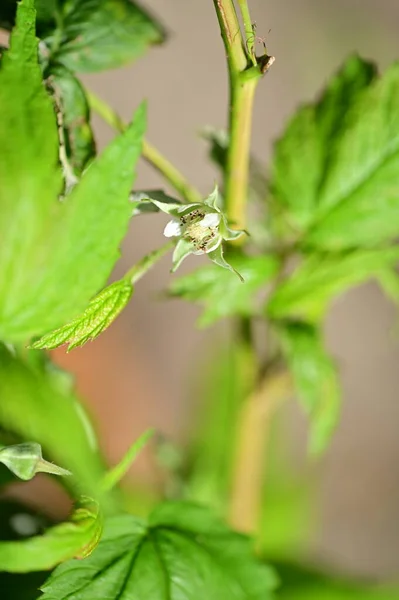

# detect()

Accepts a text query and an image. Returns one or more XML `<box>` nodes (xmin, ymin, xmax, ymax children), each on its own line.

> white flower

<box><xmin>132</xmin><ymin>185</ymin><xmax>246</xmax><ymax>280</ymax></box>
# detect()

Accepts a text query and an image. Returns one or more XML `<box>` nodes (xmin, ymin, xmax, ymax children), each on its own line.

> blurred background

<box><xmin>4</xmin><ymin>0</ymin><xmax>399</xmax><ymax>585</ymax></box>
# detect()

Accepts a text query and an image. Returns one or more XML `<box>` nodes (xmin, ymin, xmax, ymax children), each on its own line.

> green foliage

<box><xmin>0</xmin><ymin>0</ymin><xmax>164</xmax><ymax>73</ymax></box>
<box><xmin>0</xmin><ymin>344</ymin><xmax>106</xmax><ymax>500</ymax></box>
<box><xmin>31</xmin><ymin>279</ymin><xmax>133</xmax><ymax>351</ymax></box>
<box><xmin>0</xmin><ymin>442</ymin><xmax>71</xmax><ymax>480</ymax></box>
<box><xmin>41</xmin><ymin>502</ymin><xmax>277</xmax><ymax>600</ymax></box>
<box><xmin>0</xmin><ymin>0</ymin><xmax>146</xmax><ymax>342</ymax></box>
<box><xmin>267</xmin><ymin>247</ymin><xmax>399</xmax><ymax>323</ymax></box>
<box><xmin>170</xmin><ymin>253</ymin><xmax>279</xmax><ymax>327</ymax></box>
<box><xmin>270</xmin><ymin>55</ymin><xmax>399</xmax><ymax>250</ymax></box>
<box><xmin>0</xmin><ymin>496</ymin><xmax>102</xmax><ymax>572</ymax></box>
<box><xmin>49</xmin><ymin>65</ymin><xmax>96</xmax><ymax>176</ymax></box>
<box><xmin>279</xmin><ymin>322</ymin><xmax>340</xmax><ymax>454</ymax></box>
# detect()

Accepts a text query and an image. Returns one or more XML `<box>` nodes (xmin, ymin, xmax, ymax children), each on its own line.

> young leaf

<box><xmin>0</xmin><ymin>496</ymin><xmax>102</xmax><ymax>572</ymax></box>
<box><xmin>280</xmin><ymin>322</ymin><xmax>340</xmax><ymax>454</ymax></box>
<box><xmin>48</xmin><ymin>0</ymin><xmax>164</xmax><ymax>73</ymax></box>
<box><xmin>0</xmin><ymin>1</ymin><xmax>146</xmax><ymax>343</ymax></box>
<box><xmin>270</xmin><ymin>55</ymin><xmax>377</xmax><ymax>235</ymax></box>
<box><xmin>40</xmin><ymin>502</ymin><xmax>277</xmax><ymax>600</ymax></box>
<box><xmin>169</xmin><ymin>254</ymin><xmax>280</xmax><ymax>327</ymax></box>
<box><xmin>267</xmin><ymin>247</ymin><xmax>399</xmax><ymax>323</ymax></box>
<box><xmin>0</xmin><ymin>442</ymin><xmax>71</xmax><ymax>481</ymax></box>
<box><xmin>49</xmin><ymin>64</ymin><xmax>96</xmax><ymax>177</ymax></box>
<box><xmin>0</xmin><ymin>344</ymin><xmax>107</xmax><ymax>501</ymax></box>
<box><xmin>31</xmin><ymin>279</ymin><xmax>133</xmax><ymax>351</ymax></box>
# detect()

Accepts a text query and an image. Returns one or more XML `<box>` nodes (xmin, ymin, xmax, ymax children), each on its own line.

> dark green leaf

<box><xmin>169</xmin><ymin>254</ymin><xmax>280</xmax><ymax>327</ymax></box>
<box><xmin>31</xmin><ymin>279</ymin><xmax>133</xmax><ymax>351</ymax></box>
<box><xmin>267</xmin><ymin>247</ymin><xmax>399</xmax><ymax>323</ymax></box>
<box><xmin>49</xmin><ymin>65</ymin><xmax>96</xmax><ymax>176</ymax></box>
<box><xmin>0</xmin><ymin>496</ymin><xmax>102</xmax><ymax>572</ymax></box>
<box><xmin>279</xmin><ymin>322</ymin><xmax>340</xmax><ymax>454</ymax></box>
<box><xmin>41</xmin><ymin>502</ymin><xmax>277</xmax><ymax>600</ymax></box>
<box><xmin>0</xmin><ymin>344</ymin><xmax>107</xmax><ymax>501</ymax></box>
<box><xmin>270</xmin><ymin>55</ymin><xmax>377</xmax><ymax>236</ymax></box>
<box><xmin>50</xmin><ymin>0</ymin><xmax>164</xmax><ymax>73</ymax></box>
<box><xmin>0</xmin><ymin>2</ymin><xmax>146</xmax><ymax>342</ymax></box>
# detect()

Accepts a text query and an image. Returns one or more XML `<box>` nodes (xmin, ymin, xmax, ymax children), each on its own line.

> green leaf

<box><xmin>0</xmin><ymin>442</ymin><xmax>71</xmax><ymax>481</ymax></box>
<box><xmin>49</xmin><ymin>0</ymin><xmax>164</xmax><ymax>73</ymax></box>
<box><xmin>30</xmin><ymin>279</ymin><xmax>133</xmax><ymax>351</ymax></box>
<box><xmin>41</xmin><ymin>502</ymin><xmax>277</xmax><ymax>600</ymax></box>
<box><xmin>0</xmin><ymin>344</ymin><xmax>107</xmax><ymax>501</ymax></box>
<box><xmin>0</xmin><ymin>1</ymin><xmax>146</xmax><ymax>343</ymax></box>
<box><xmin>169</xmin><ymin>254</ymin><xmax>280</xmax><ymax>327</ymax></box>
<box><xmin>270</xmin><ymin>55</ymin><xmax>377</xmax><ymax>236</ymax></box>
<box><xmin>267</xmin><ymin>247</ymin><xmax>399</xmax><ymax>323</ymax></box>
<box><xmin>49</xmin><ymin>64</ymin><xmax>96</xmax><ymax>176</ymax></box>
<box><xmin>279</xmin><ymin>322</ymin><xmax>340</xmax><ymax>454</ymax></box>
<box><xmin>0</xmin><ymin>496</ymin><xmax>102</xmax><ymax>572</ymax></box>
<box><xmin>207</xmin><ymin>244</ymin><xmax>244</xmax><ymax>281</ymax></box>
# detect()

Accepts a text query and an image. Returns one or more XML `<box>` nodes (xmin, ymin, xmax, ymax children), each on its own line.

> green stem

<box><xmin>225</xmin><ymin>75</ymin><xmax>258</xmax><ymax>230</ymax></box>
<box><xmin>213</xmin><ymin>0</ymin><xmax>261</xmax><ymax>232</ymax></box>
<box><xmin>237</xmin><ymin>0</ymin><xmax>256</xmax><ymax>65</ymax></box>
<box><xmin>124</xmin><ymin>241</ymin><xmax>175</xmax><ymax>285</ymax></box>
<box><xmin>86</xmin><ymin>89</ymin><xmax>202</xmax><ymax>205</ymax></box>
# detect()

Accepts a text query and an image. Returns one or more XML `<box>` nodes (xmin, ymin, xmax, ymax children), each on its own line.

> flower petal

<box><xmin>207</xmin><ymin>244</ymin><xmax>244</xmax><ymax>281</ymax></box>
<box><xmin>171</xmin><ymin>238</ymin><xmax>195</xmax><ymax>271</ymax></box>
<box><xmin>163</xmin><ymin>220</ymin><xmax>182</xmax><ymax>238</ymax></box>
<box><xmin>200</xmin><ymin>212</ymin><xmax>221</xmax><ymax>228</ymax></box>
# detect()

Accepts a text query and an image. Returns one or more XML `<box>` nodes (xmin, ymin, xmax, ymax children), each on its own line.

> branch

<box><xmin>86</xmin><ymin>89</ymin><xmax>202</xmax><ymax>205</ymax></box>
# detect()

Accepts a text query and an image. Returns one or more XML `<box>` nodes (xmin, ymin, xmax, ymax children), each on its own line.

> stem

<box><xmin>86</xmin><ymin>89</ymin><xmax>202</xmax><ymax>205</ymax></box>
<box><xmin>225</xmin><ymin>76</ymin><xmax>258</xmax><ymax>230</ymax></box>
<box><xmin>124</xmin><ymin>241</ymin><xmax>175</xmax><ymax>285</ymax></box>
<box><xmin>237</xmin><ymin>0</ymin><xmax>257</xmax><ymax>66</ymax></box>
<box><xmin>229</xmin><ymin>369</ymin><xmax>292</xmax><ymax>533</ymax></box>
<box><xmin>213</xmin><ymin>0</ymin><xmax>262</xmax><ymax>231</ymax></box>
<box><xmin>213</xmin><ymin>0</ymin><xmax>248</xmax><ymax>74</ymax></box>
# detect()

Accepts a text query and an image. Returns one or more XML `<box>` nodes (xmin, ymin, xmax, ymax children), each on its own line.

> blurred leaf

<box><xmin>279</xmin><ymin>322</ymin><xmax>340</xmax><ymax>454</ymax></box>
<box><xmin>50</xmin><ymin>0</ymin><xmax>164</xmax><ymax>73</ymax></box>
<box><xmin>0</xmin><ymin>498</ymin><xmax>52</xmax><ymax>600</ymax></box>
<box><xmin>49</xmin><ymin>65</ymin><xmax>96</xmax><ymax>176</ymax></box>
<box><xmin>0</xmin><ymin>343</ymin><xmax>107</xmax><ymax>501</ymax></box>
<box><xmin>0</xmin><ymin>496</ymin><xmax>102</xmax><ymax>572</ymax></box>
<box><xmin>31</xmin><ymin>279</ymin><xmax>133</xmax><ymax>351</ymax></box>
<box><xmin>270</xmin><ymin>55</ymin><xmax>376</xmax><ymax>235</ymax></box>
<box><xmin>0</xmin><ymin>441</ymin><xmax>71</xmax><ymax>480</ymax></box>
<box><xmin>0</xmin><ymin>1</ymin><xmax>146</xmax><ymax>343</ymax></box>
<box><xmin>267</xmin><ymin>247</ymin><xmax>399</xmax><ymax>323</ymax></box>
<box><xmin>274</xmin><ymin>561</ymin><xmax>399</xmax><ymax>600</ymax></box>
<box><xmin>41</xmin><ymin>502</ymin><xmax>277</xmax><ymax>600</ymax></box>
<box><xmin>186</xmin><ymin>340</ymin><xmax>256</xmax><ymax>514</ymax></box>
<box><xmin>169</xmin><ymin>253</ymin><xmax>280</xmax><ymax>327</ymax></box>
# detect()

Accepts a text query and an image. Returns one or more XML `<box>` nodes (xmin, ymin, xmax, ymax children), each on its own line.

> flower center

<box><xmin>180</xmin><ymin>210</ymin><xmax>219</xmax><ymax>253</ymax></box>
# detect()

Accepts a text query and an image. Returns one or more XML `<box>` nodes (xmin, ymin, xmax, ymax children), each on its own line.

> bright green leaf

<box><xmin>49</xmin><ymin>64</ymin><xmax>96</xmax><ymax>177</ymax></box>
<box><xmin>49</xmin><ymin>0</ymin><xmax>164</xmax><ymax>73</ymax></box>
<box><xmin>40</xmin><ymin>502</ymin><xmax>277</xmax><ymax>600</ymax></box>
<box><xmin>0</xmin><ymin>496</ymin><xmax>102</xmax><ymax>572</ymax></box>
<box><xmin>267</xmin><ymin>247</ymin><xmax>399</xmax><ymax>323</ymax></box>
<box><xmin>0</xmin><ymin>4</ymin><xmax>146</xmax><ymax>342</ymax></box>
<box><xmin>279</xmin><ymin>322</ymin><xmax>340</xmax><ymax>454</ymax></box>
<box><xmin>30</xmin><ymin>279</ymin><xmax>133</xmax><ymax>351</ymax></box>
<box><xmin>169</xmin><ymin>253</ymin><xmax>280</xmax><ymax>327</ymax></box>
<box><xmin>0</xmin><ymin>344</ymin><xmax>107</xmax><ymax>501</ymax></box>
<box><xmin>0</xmin><ymin>442</ymin><xmax>71</xmax><ymax>481</ymax></box>
<box><xmin>270</xmin><ymin>55</ymin><xmax>377</xmax><ymax>236</ymax></box>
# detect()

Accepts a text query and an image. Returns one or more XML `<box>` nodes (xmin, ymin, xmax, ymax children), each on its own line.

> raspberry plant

<box><xmin>0</xmin><ymin>0</ymin><xmax>398</xmax><ymax>598</ymax></box>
